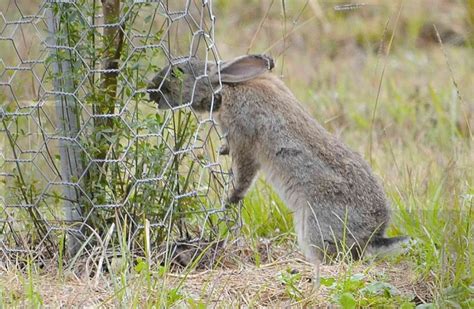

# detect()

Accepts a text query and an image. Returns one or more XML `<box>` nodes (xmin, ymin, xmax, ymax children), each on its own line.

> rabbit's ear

<box><xmin>212</xmin><ymin>55</ymin><xmax>274</xmax><ymax>84</ymax></box>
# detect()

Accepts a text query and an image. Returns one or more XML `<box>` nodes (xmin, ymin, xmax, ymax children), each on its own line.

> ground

<box><xmin>1</xmin><ymin>244</ymin><xmax>432</xmax><ymax>307</ymax></box>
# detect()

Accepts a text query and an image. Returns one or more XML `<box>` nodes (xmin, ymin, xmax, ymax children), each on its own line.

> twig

<box><xmin>433</xmin><ymin>24</ymin><xmax>472</xmax><ymax>140</ymax></box>
<box><xmin>247</xmin><ymin>0</ymin><xmax>275</xmax><ymax>54</ymax></box>
<box><xmin>368</xmin><ymin>0</ymin><xmax>404</xmax><ymax>164</ymax></box>
<box><xmin>263</xmin><ymin>15</ymin><xmax>317</xmax><ymax>54</ymax></box>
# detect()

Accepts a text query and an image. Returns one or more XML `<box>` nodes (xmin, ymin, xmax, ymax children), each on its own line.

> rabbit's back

<box><xmin>219</xmin><ymin>74</ymin><xmax>390</xmax><ymax>246</ymax></box>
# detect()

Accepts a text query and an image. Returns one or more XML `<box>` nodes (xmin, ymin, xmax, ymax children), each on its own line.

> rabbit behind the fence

<box><xmin>147</xmin><ymin>55</ymin><xmax>408</xmax><ymax>264</ymax></box>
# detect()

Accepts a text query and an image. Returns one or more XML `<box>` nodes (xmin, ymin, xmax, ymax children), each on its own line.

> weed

<box><xmin>277</xmin><ymin>267</ymin><xmax>304</xmax><ymax>301</ymax></box>
<box><xmin>321</xmin><ymin>271</ymin><xmax>416</xmax><ymax>307</ymax></box>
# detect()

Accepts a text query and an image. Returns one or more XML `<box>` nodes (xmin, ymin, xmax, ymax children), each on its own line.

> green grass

<box><xmin>218</xmin><ymin>0</ymin><xmax>473</xmax><ymax>305</ymax></box>
<box><xmin>1</xmin><ymin>0</ymin><xmax>473</xmax><ymax>307</ymax></box>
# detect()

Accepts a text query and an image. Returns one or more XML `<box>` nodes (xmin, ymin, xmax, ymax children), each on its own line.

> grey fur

<box><xmin>147</xmin><ymin>55</ymin><xmax>407</xmax><ymax>264</ymax></box>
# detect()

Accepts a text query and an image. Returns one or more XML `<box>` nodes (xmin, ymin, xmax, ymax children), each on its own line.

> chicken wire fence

<box><xmin>0</xmin><ymin>0</ymin><xmax>236</xmax><ymax>268</ymax></box>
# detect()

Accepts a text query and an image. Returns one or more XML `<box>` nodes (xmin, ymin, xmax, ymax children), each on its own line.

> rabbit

<box><xmin>147</xmin><ymin>54</ymin><xmax>408</xmax><ymax>264</ymax></box>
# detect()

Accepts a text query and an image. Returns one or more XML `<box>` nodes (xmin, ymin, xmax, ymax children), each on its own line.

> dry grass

<box><xmin>0</xmin><ymin>244</ymin><xmax>430</xmax><ymax>307</ymax></box>
<box><xmin>169</xmin><ymin>259</ymin><xmax>424</xmax><ymax>307</ymax></box>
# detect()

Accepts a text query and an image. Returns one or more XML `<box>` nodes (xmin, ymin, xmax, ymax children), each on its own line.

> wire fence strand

<box><xmin>0</xmin><ymin>0</ymin><xmax>234</xmax><ymax>269</ymax></box>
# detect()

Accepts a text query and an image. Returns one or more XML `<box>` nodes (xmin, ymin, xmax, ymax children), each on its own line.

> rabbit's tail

<box><xmin>365</xmin><ymin>236</ymin><xmax>411</xmax><ymax>258</ymax></box>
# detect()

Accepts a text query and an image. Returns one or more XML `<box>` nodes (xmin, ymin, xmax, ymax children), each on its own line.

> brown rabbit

<box><xmin>147</xmin><ymin>55</ymin><xmax>408</xmax><ymax>264</ymax></box>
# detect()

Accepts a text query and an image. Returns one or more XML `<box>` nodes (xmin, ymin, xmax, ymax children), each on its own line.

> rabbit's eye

<box><xmin>171</xmin><ymin>67</ymin><xmax>184</xmax><ymax>78</ymax></box>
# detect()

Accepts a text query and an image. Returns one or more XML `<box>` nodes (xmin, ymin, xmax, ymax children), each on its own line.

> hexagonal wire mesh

<box><xmin>0</xmin><ymin>0</ymin><xmax>237</xmax><ymax>269</ymax></box>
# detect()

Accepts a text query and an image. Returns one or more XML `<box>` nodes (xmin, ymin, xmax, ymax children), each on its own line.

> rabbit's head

<box><xmin>147</xmin><ymin>55</ymin><xmax>274</xmax><ymax>112</ymax></box>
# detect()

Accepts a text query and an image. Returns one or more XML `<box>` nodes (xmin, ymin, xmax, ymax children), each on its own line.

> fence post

<box><xmin>45</xmin><ymin>6</ymin><xmax>84</xmax><ymax>256</ymax></box>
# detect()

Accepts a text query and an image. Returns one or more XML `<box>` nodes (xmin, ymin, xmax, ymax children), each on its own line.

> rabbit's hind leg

<box><xmin>293</xmin><ymin>208</ymin><xmax>325</xmax><ymax>264</ymax></box>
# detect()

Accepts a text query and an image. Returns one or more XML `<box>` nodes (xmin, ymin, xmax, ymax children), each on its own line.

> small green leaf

<box><xmin>320</xmin><ymin>276</ymin><xmax>336</xmax><ymax>287</ymax></box>
<box><xmin>339</xmin><ymin>292</ymin><xmax>357</xmax><ymax>309</ymax></box>
<box><xmin>361</xmin><ymin>281</ymin><xmax>398</xmax><ymax>297</ymax></box>
<box><xmin>400</xmin><ymin>302</ymin><xmax>416</xmax><ymax>309</ymax></box>
<box><xmin>350</xmin><ymin>273</ymin><xmax>365</xmax><ymax>282</ymax></box>
<box><xmin>134</xmin><ymin>258</ymin><xmax>147</xmax><ymax>273</ymax></box>
<box><xmin>167</xmin><ymin>288</ymin><xmax>183</xmax><ymax>306</ymax></box>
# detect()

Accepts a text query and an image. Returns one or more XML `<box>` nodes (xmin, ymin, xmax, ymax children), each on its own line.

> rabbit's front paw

<box><xmin>218</xmin><ymin>144</ymin><xmax>230</xmax><ymax>155</ymax></box>
<box><xmin>226</xmin><ymin>192</ymin><xmax>243</xmax><ymax>205</ymax></box>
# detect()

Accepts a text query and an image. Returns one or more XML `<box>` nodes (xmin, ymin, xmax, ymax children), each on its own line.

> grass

<box><xmin>1</xmin><ymin>0</ymin><xmax>473</xmax><ymax>307</ymax></box>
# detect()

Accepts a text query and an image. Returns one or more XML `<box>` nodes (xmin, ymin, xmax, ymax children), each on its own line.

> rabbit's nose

<box><xmin>146</xmin><ymin>80</ymin><xmax>161</xmax><ymax>102</ymax></box>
